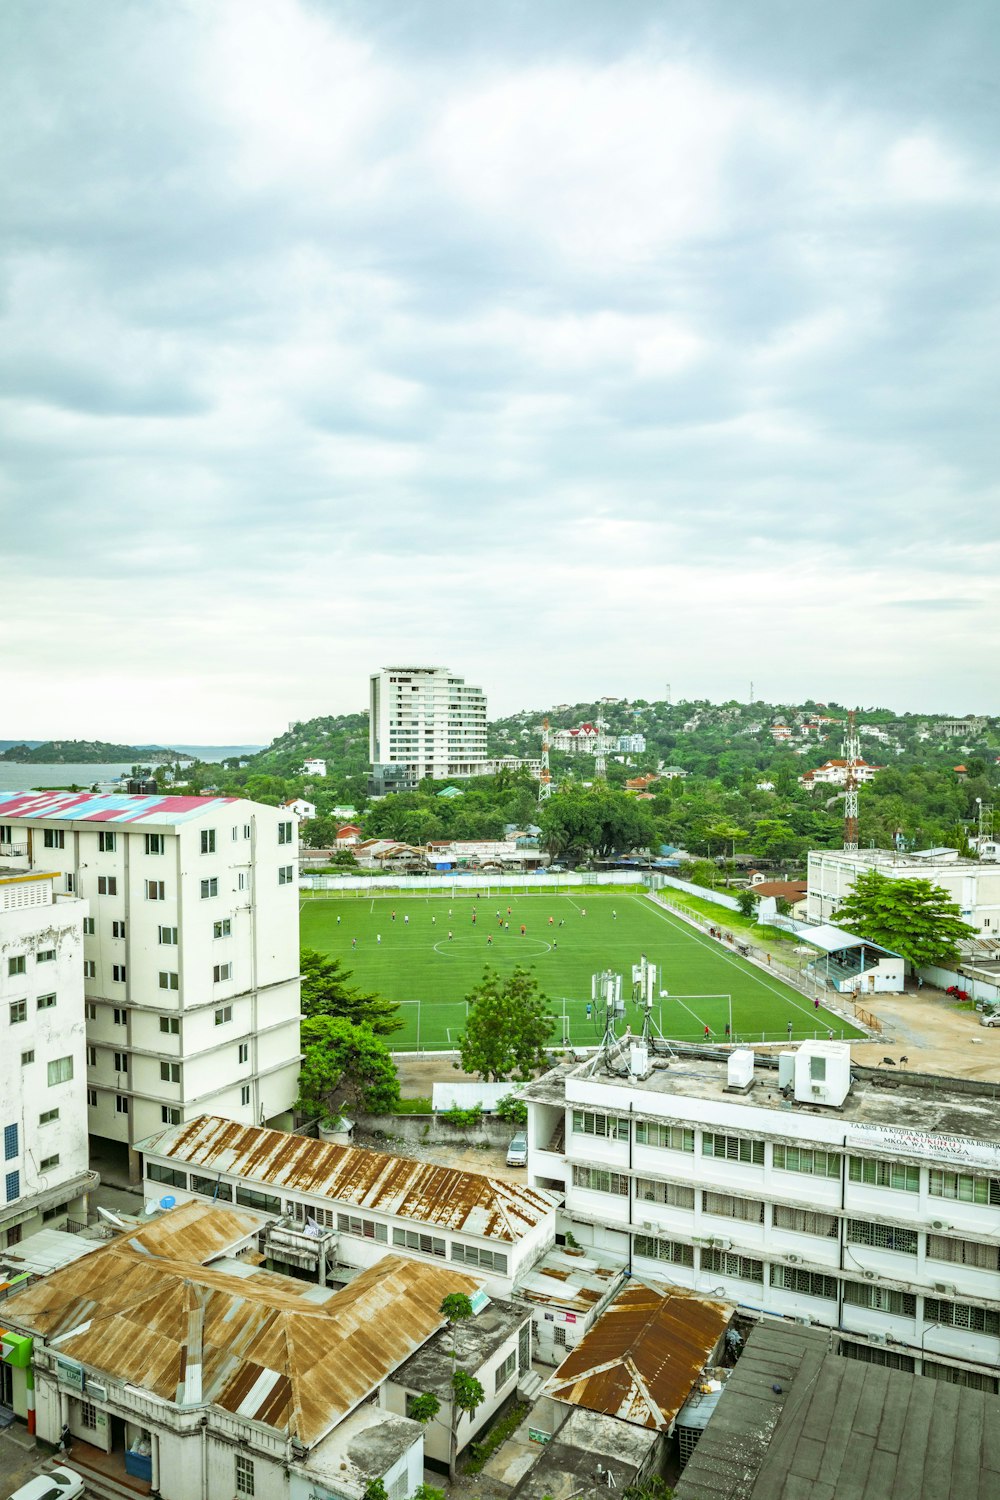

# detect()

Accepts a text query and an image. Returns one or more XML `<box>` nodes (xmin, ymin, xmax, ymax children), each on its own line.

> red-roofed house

<box><xmin>800</xmin><ymin>759</ymin><xmax>884</xmax><ymax>788</ymax></box>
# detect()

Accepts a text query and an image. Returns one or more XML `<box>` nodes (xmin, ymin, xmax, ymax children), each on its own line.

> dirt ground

<box><xmin>847</xmin><ymin>984</ymin><xmax>1000</xmax><ymax>1080</ymax></box>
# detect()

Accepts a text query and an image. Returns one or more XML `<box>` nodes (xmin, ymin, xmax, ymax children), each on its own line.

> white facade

<box><xmin>807</xmin><ymin>847</ymin><xmax>1000</xmax><ymax>937</ymax></box>
<box><xmin>524</xmin><ymin>1044</ymin><xmax>1000</xmax><ymax>1387</ymax></box>
<box><xmin>0</xmin><ymin>870</ymin><xmax>94</xmax><ymax>1249</ymax></box>
<box><xmin>0</xmin><ymin>793</ymin><xmax>302</xmax><ymax>1174</ymax></box>
<box><xmin>302</xmin><ymin>758</ymin><xmax>328</xmax><ymax>777</ymax></box>
<box><xmin>369</xmin><ymin>665</ymin><xmax>488</xmax><ymax>783</ymax></box>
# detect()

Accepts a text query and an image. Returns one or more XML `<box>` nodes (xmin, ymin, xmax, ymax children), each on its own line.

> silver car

<box><xmin>506</xmin><ymin>1133</ymin><xmax>528</xmax><ymax>1166</ymax></box>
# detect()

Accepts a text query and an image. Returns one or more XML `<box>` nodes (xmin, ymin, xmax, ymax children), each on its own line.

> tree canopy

<box><xmin>300</xmin><ymin>948</ymin><xmax>401</xmax><ymax>1035</ymax></box>
<box><xmin>457</xmin><ymin>967</ymin><xmax>552</xmax><ymax>1081</ymax></box>
<box><xmin>834</xmin><ymin>870</ymin><xmax>973</xmax><ymax>974</ymax></box>
<box><xmin>296</xmin><ymin>1016</ymin><xmax>400</xmax><ymax>1118</ymax></box>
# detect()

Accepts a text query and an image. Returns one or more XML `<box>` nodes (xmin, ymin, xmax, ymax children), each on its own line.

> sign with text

<box><xmin>846</xmin><ymin>1123</ymin><xmax>1000</xmax><ymax>1172</ymax></box>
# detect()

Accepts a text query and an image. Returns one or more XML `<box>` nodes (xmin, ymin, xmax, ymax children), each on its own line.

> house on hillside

<box><xmin>335</xmin><ymin>822</ymin><xmax>363</xmax><ymax>845</ymax></box>
<box><xmin>800</xmin><ymin>758</ymin><xmax>884</xmax><ymax>787</ymax></box>
<box><xmin>283</xmin><ymin>796</ymin><xmax>316</xmax><ymax>820</ymax></box>
<box><xmin>303</xmin><ymin>757</ymin><xmax>327</xmax><ymax>776</ymax></box>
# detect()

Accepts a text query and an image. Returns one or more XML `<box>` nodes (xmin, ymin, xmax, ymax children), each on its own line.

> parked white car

<box><xmin>7</xmin><ymin>1467</ymin><xmax>85</xmax><ymax>1500</ymax></box>
<box><xmin>506</xmin><ymin>1133</ymin><xmax>528</xmax><ymax>1166</ymax></box>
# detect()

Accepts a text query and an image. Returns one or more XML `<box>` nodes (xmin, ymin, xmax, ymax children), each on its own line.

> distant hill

<box><xmin>0</xmin><ymin>739</ymin><xmax>181</xmax><ymax>764</ymax></box>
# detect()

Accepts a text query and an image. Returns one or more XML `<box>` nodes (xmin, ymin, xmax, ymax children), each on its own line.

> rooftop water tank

<box><xmin>727</xmin><ymin>1050</ymin><xmax>755</xmax><ymax>1090</ymax></box>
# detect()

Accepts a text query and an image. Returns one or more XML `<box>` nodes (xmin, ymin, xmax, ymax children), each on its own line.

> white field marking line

<box><xmin>634</xmin><ymin>895</ymin><xmax>830</xmax><ymax>1028</ymax></box>
<box><xmin>431</xmin><ymin>938</ymin><xmax>552</xmax><ymax>957</ymax></box>
<box><xmin>667</xmin><ymin>994</ymin><xmax>713</xmax><ymax>1031</ymax></box>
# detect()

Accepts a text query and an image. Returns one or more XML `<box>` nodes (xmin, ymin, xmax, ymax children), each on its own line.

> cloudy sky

<box><xmin>3</xmin><ymin>1</ymin><xmax>998</xmax><ymax>742</ymax></box>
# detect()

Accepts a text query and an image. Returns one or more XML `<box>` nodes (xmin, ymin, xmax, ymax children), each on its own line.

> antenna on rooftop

<box><xmin>843</xmin><ymin>709</ymin><xmax>860</xmax><ymax>852</ymax></box>
<box><xmin>632</xmin><ymin>954</ymin><xmax>657</xmax><ymax>1041</ymax></box>
<box><xmin>593</xmin><ymin>969</ymin><xmax>623</xmax><ymax>1054</ymax></box>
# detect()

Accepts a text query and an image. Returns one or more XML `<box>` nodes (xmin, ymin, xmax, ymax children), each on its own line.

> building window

<box><xmin>772</xmin><ymin>1205</ymin><xmax>838</xmax><ymax>1238</ymax></box>
<box><xmin>36</xmin><ymin>949</ymin><xmax>55</xmax><ymax>964</ymax></box>
<box><xmin>113</xmin><ymin>1008</ymin><xmax>126</xmax><ymax>1025</ymax></box>
<box><xmin>146</xmin><ymin>880</ymin><xmax>165</xmax><ymax>900</ymax></box>
<box><xmin>701</xmin><ymin>1248</ymin><xmax>763</xmax><ymax>1282</ymax></box>
<box><xmin>238</xmin><ymin>1042</ymin><xmax>249</xmax><ymax>1063</ymax></box>
<box><xmin>241</xmin><ymin>1084</ymin><xmax>251</xmax><ymax>1105</ymax></box>
<box><xmin>235</xmin><ymin>1184</ymin><xmax>281</xmax><ymax>1214</ymax></box>
<box><xmin>291</xmin><ymin>1202</ymin><xmax>335</xmax><ymax>1228</ymax></box>
<box><xmin>572</xmin><ymin>1109</ymin><xmax>628</xmax><ymax>1140</ymax></box>
<box><xmin>923</xmin><ymin>1362</ymin><xmax>1000</xmax><ymax>1393</ymax></box>
<box><xmin>770</xmin><ymin>1265</ymin><xmax>837</xmax><ymax>1298</ymax></box>
<box><xmin>87</xmin><ymin>1046</ymin><xmax>96</xmax><ymax>1066</ymax></box>
<box><xmin>235</xmin><ymin>1456</ymin><xmax>255</xmax><ymax>1497</ymax></box>
<box><xmin>554</xmin><ymin>1325</ymin><xmax>567</xmax><ymax>1348</ymax></box>
<box><xmin>39</xmin><ymin>1108</ymin><xmax>59</xmax><ymax>1125</ymax></box>
<box><xmin>159</xmin><ymin>971</ymin><xmax>179</xmax><ymax>990</ymax></box>
<box><xmin>215</xmin><ymin>1005</ymin><xmax>233</xmax><ymax>1025</ymax></box>
<box><xmin>5</xmin><ymin>1170</ymin><xmax>20</xmax><ymax>1203</ymax></box>
<box><xmin>39</xmin><ymin>1153</ymin><xmax>59</xmax><ymax>1171</ymax></box>
<box><xmin>85</xmin><ymin>1001</ymin><xmax>97</xmax><ymax>1020</ymax></box>
<box><xmin>22</xmin><ymin>1050</ymin><xmax>34</xmax><ymax>1066</ymax></box>
<box><xmin>201</xmin><ymin>829</ymin><xmax>216</xmax><ymax>854</ymax></box>
<box><xmin>635</xmin><ymin>1179</ymin><xmax>695</xmax><ymax>1209</ymax></box>
<box><xmin>83</xmin><ymin>960</ymin><xmax>96</xmax><ymax>979</ymax></box>
<box><xmin>772</xmin><ymin>1143</ymin><xmax>841</xmax><ymax>1178</ymax></box>
<box><xmin>43</xmin><ymin>830</ymin><xmax>65</xmax><ymax>849</ymax></box>
<box><xmin>635</xmin><ymin>1120</ymin><xmax>695</xmax><ymax>1152</ymax></box>
<box><xmin>702</xmin><ymin>1132</ymin><xmax>765</xmax><ymax>1165</ymax></box>
<box><xmin>114</xmin><ymin>1052</ymin><xmax>128</xmax><ymax>1072</ymax></box>
<box><xmin>80</xmin><ymin>1401</ymin><xmax>98</xmax><ymax>1429</ymax></box>
<box><xmin>190</xmin><ymin>1175</ymin><xmax>232</xmax><ymax>1201</ymax></box>
<box><xmin>928</xmin><ymin>1169</ymin><xmax>1000</xmax><ymax>1205</ymax></box>
<box><xmin>112</xmin><ymin>920</ymin><xmax>126</xmax><ymax>939</ymax></box>
<box><xmin>847</xmin><ymin>1220</ymin><xmax>918</xmax><ymax>1254</ymax></box>
<box><xmin>47</xmin><ymin>1056</ymin><xmax>73</xmax><ymax>1086</ymax></box>
<box><xmin>148</xmin><ymin>1163</ymin><xmax>186</xmax><ymax>1187</ymax></box>
<box><xmin>83</xmin><ymin>917</ymin><xmax>95</xmax><ymax>935</ymax></box>
<box><xmin>161</xmin><ymin>1106</ymin><xmax>181</xmax><ymax>1125</ymax></box>
<box><xmin>923</xmin><ymin>1297</ymin><xmax>1000</xmax><ymax>1336</ymax></box>
<box><xmin>87</xmin><ymin>1089</ymin><xmax>97</xmax><ymax>1107</ymax></box>
<box><xmin>112</xmin><ymin>964</ymin><xmax>126</xmax><ymax>983</ymax></box>
<box><xmin>849</xmin><ymin>1157</ymin><xmax>920</xmax><ymax>1192</ymax></box>
<box><xmin>7</xmin><ymin>956</ymin><xmax>25</xmax><ymax>976</ymax></box>
<box><xmin>201</xmin><ymin>878</ymin><xmax>218</xmax><ymax>899</ymax></box>
<box><xmin>278</xmin><ymin>820</ymin><xmax>293</xmax><ymax>844</ymax></box>
<box><xmin>65</xmin><ymin>873</ymin><xmax>75</xmax><ymax>894</ymax></box>
<box><xmin>98</xmin><ymin>832</ymin><xmax>117</xmax><ymax>852</ymax></box>
<box><xmin>213</xmin><ymin>963</ymin><xmax>232</xmax><ymax>982</ymax></box>
<box><xmin>927</xmin><ymin>1233</ymin><xmax>1000</xmax><ymax>1270</ymax></box>
<box><xmin>238</xmin><ymin>872</ymin><xmax>248</xmax><ymax>891</ymax></box>
<box><xmin>278</xmin><ymin>865</ymin><xmax>293</xmax><ymax>885</ymax></box>
<box><xmin>843</xmin><ymin>1282</ymin><xmax>916</xmax><ymax>1317</ymax></box>
<box><xmin>37</xmin><ymin>993</ymin><xmax>57</xmax><ymax>1010</ymax></box>
<box><xmin>392</xmin><ymin>1227</ymin><xmax>446</xmax><ymax>1258</ymax></box>
<box><xmin>451</xmin><ymin>1242</ymin><xmax>507</xmax><ymax>1272</ymax></box>
<box><xmin>145</xmin><ymin>834</ymin><xmax>165</xmax><ymax>855</ymax></box>
<box><xmin>160</xmin><ymin>1062</ymin><xmax>180</xmax><ymax>1083</ymax></box>
<box><xmin>338</xmin><ymin>1213</ymin><xmax>389</xmax><ymax>1243</ymax></box>
<box><xmin>97</xmin><ymin>876</ymin><xmax>117</xmax><ymax>896</ymax></box>
<box><xmin>160</xmin><ymin>1016</ymin><xmax>180</xmax><ymax>1034</ymax></box>
<box><xmin>571</xmin><ymin>1164</ymin><xmax>629</xmax><ymax>1196</ymax></box>
<box><xmin>9</xmin><ymin>999</ymin><xmax>27</xmax><ymax>1024</ymax></box>
<box><xmin>495</xmin><ymin>1350</ymin><xmax>516</xmax><ymax>1392</ymax></box>
<box><xmin>158</xmin><ymin>925</ymin><xmax>178</xmax><ymax>944</ymax></box>
<box><xmin>213</xmin><ymin>919</ymin><xmax>232</xmax><ymax>939</ymax></box>
<box><xmin>116</xmin><ymin>1095</ymin><xmax>129</xmax><ymax>1115</ymax></box>
<box><xmin>634</xmin><ymin>1235</ymin><xmax>694</xmax><ymax>1266</ymax></box>
<box><xmin>702</xmin><ymin>1191</ymin><xmax>765</xmax><ymax>1223</ymax></box>
<box><xmin>3</xmin><ymin>1124</ymin><xmax>17</xmax><ymax>1160</ymax></box>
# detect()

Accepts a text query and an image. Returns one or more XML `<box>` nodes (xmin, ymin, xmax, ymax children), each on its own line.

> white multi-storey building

<box><xmin>807</xmin><ymin>846</ymin><xmax>1000</xmax><ymax>937</ymax></box>
<box><xmin>0</xmin><ymin>792</ymin><xmax>301</xmax><ymax>1182</ymax></box>
<box><xmin>0</xmin><ymin>866</ymin><xmax>95</xmax><ymax>1250</ymax></box>
<box><xmin>369</xmin><ymin>665</ymin><xmax>488</xmax><ymax>791</ymax></box>
<box><xmin>524</xmin><ymin>1040</ymin><xmax>1000</xmax><ymax>1389</ymax></box>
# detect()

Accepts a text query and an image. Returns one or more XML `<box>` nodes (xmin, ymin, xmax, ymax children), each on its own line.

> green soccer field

<box><xmin>299</xmin><ymin>889</ymin><xmax>864</xmax><ymax>1050</ymax></box>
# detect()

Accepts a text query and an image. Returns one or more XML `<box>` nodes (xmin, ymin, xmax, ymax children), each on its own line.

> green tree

<box><xmin>457</xmin><ymin>967</ymin><xmax>552</xmax><ymax>1081</ymax></box>
<box><xmin>362</xmin><ymin>1481</ymin><xmax>387</xmax><ymax>1500</ymax></box>
<box><xmin>296</xmin><ymin>1017</ymin><xmax>400</xmax><ymax>1119</ymax></box>
<box><xmin>440</xmin><ymin>1292</ymin><xmax>475</xmax><ymax>1371</ymax></box>
<box><xmin>449</xmin><ymin>1370</ymin><xmax>485</xmax><ymax>1480</ymax></box>
<box><xmin>736</xmin><ymin>889</ymin><xmax>758</xmax><ymax>919</ymax></box>
<box><xmin>748</xmin><ymin>818</ymin><xmax>802</xmax><ymax>861</ymax></box>
<box><xmin>407</xmin><ymin>1393</ymin><xmax>440</xmax><ymax>1425</ymax></box>
<box><xmin>300</xmin><ymin>949</ymin><xmax>401</xmax><ymax>1035</ymax></box>
<box><xmin>834</xmin><ymin>870</ymin><xmax>973</xmax><ymax>976</ymax></box>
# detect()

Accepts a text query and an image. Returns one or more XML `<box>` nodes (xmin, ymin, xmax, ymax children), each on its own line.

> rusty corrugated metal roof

<box><xmin>125</xmin><ymin>1201</ymin><xmax>263</xmax><ymax>1264</ymax></box>
<box><xmin>545</xmin><ymin>1283</ymin><xmax>733</xmax><ymax>1430</ymax></box>
<box><xmin>2</xmin><ymin>1206</ymin><xmax>480</xmax><ymax>1448</ymax></box>
<box><xmin>140</xmin><ymin>1115</ymin><xmax>555</xmax><ymax>1242</ymax></box>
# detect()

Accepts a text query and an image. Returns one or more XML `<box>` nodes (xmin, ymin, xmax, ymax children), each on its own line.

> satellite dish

<box><xmin>159</xmin><ymin>1195</ymin><xmax>176</xmax><ymax>1210</ymax></box>
<box><xmin>144</xmin><ymin>1201</ymin><xmax>159</xmax><ymax>1216</ymax></box>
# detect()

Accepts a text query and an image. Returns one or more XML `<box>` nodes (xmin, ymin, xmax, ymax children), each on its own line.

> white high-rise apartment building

<box><xmin>0</xmin><ymin>792</ymin><xmax>301</xmax><ymax>1182</ymax></box>
<box><xmin>369</xmin><ymin>665</ymin><xmax>488</xmax><ymax>792</ymax></box>
<box><xmin>524</xmin><ymin>1041</ymin><xmax>1000</xmax><ymax>1389</ymax></box>
<box><xmin>1</xmin><ymin>865</ymin><xmax>94</xmax><ymax>1250</ymax></box>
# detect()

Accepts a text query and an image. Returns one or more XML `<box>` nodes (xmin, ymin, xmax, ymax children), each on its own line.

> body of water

<box><xmin>0</xmin><ymin>763</ymin><xmax>161</xmax><ymax>791</ymax></box>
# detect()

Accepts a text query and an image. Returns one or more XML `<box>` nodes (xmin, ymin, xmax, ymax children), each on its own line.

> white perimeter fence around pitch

<box><xmin>299</xmin><ymin>870</ymin><xmax>646</xmax><ymax>894</ymax></box>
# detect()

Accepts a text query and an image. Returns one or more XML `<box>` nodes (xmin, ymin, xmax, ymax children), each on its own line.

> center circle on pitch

<box><xmin>432</xmin><ymin>936</ymin><xmax>552</xmax><ymax>956</ymax></box>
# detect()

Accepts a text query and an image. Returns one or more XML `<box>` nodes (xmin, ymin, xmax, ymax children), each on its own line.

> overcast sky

<box><xmin>3</xmin><ymin>1</ymin><xmax>998</xmax><ymax>742</ymax></box>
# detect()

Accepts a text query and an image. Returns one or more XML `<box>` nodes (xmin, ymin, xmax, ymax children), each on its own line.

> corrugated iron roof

<box><xmin>3</xmin><ymin>1206</ymin><xmax>479</xmax><ymax>1448</ymax></box>
<box><xmin>124</xmin><ymin>1201</ymin><xmax>263</xmax><ymax>1264</ymax></box>
<box><xmin>0</xmin><ymin>790</ymin><xmax>238</xmax><ymax>826</ymax></box>
<box><xmin>141</xmin><ymin>1115</ymin><xmax>555</xmax><ymax>1243</ymax></box>
<box><xmin>546</xmin><ymin>1283</ymin><xmax>733</xmax><ymax>1430</ymax></box>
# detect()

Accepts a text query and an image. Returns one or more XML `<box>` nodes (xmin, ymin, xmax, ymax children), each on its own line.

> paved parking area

<box><xmin>0</xmin><ymin>1424</ymin><xmax>51</xmax><ymax>1497</ymax></box>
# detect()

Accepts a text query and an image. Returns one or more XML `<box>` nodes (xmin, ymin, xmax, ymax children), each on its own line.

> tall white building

<box><xmin>369</xmin><ymin>665</ymin><xmax>488</xmax><ymax>792</ymax></box>
<box><xmin>524</xmin><ymin>1041</ymin><xmax>1000</xmax><ymax>1389</ymax></box>
<box><xmin>1</xmin><ymin>865</ymin><xmax>95</xmax><ymax>1251</ymax></box>
<box><xmin>0</xmin><ymin>792</ymin><xmax>301</xmax><ymax>1182</ymax></box>
<box><xmin>807</xmin><ymin>847</ymin><xmax>1000</xmax><ymax>936</ymax></box>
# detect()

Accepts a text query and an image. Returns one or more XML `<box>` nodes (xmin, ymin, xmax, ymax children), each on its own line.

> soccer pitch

<box><xmin>300</xmin><ymin>889</ymin><xmax>865</xmax><ymax>1051</ymax></box>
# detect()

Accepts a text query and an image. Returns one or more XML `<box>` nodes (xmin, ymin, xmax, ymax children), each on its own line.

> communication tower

<box><xmin>632</xmin><ymin>954</ymin><xmax>658</xmax><ymax>1041</ymax></box>
<box><xmin>843</xmin><ymin>708</ymin><xmax>860</xmax><ymax>852</ymax></box>
<box><xmin>539</xmin><ymin>718</ymin><xmax>552</xmax><ymax>801</ymax></box>
<box><xmin>593</xmin><ymin>969</ymin><xmax>623</xmax><ymax>1052</ymax></box>
<box><xmin>594</xmin><ymin>714</ymin><xmax>607</xmax><ymax>780</ymax></box>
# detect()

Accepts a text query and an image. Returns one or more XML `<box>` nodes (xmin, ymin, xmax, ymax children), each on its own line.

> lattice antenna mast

<box><xmin>843</xmin><ymin>708</ymin><xmax>860</xmax><ymax>851</ymax></box>
<box><xmin>539</xmin><ymin>718</ymin><xmax>552</xmax><ymax>801</ymax></box>
<box><xmin>977</xmin><ymin>798</ymin><xmax>994</xmax><ymax>849</ymax></box>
